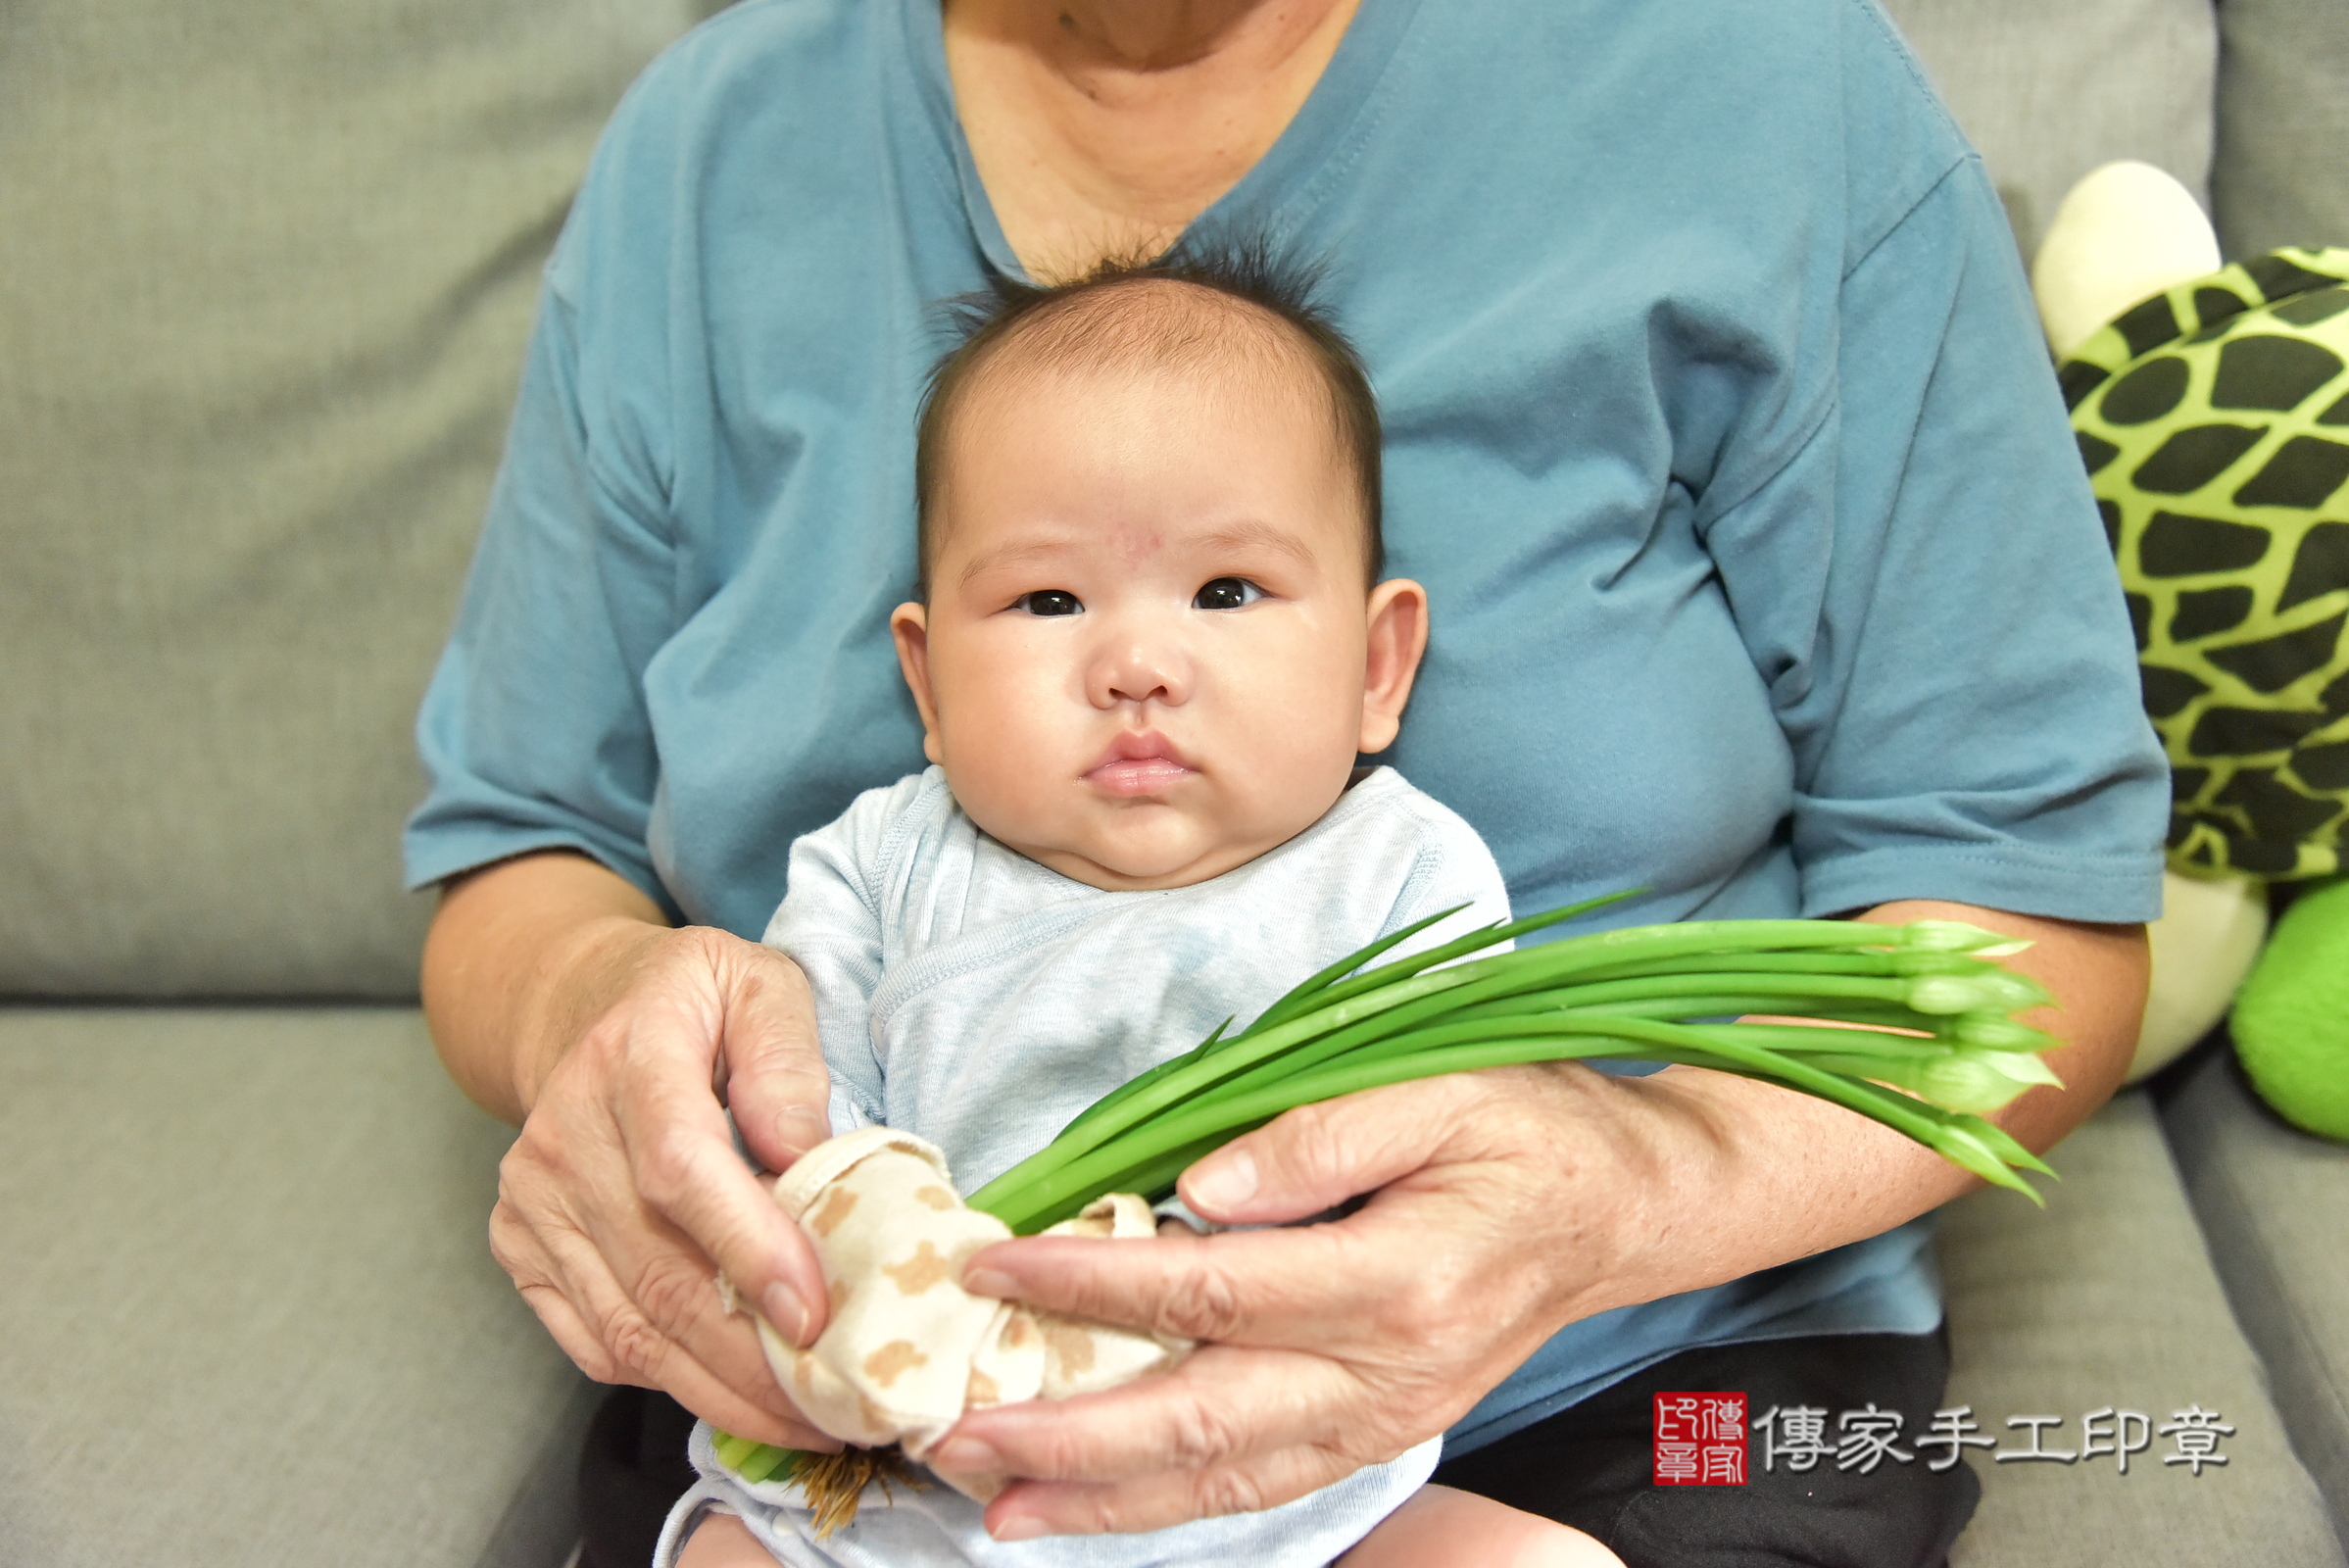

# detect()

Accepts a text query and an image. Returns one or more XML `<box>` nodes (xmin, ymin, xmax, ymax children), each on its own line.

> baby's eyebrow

<box><xmin>1193</xmin><ymin>520</ymin><xmax>1319</xmax><ymax>571</ymax></box>
<box><xmin>954</xmin><ymin>519</ymin><xmax>1321</xmax><ymax>586</ymax></box>
<box><xmin>956</xmin><ymin>538</ymin><xmax>1073</xmax><ymax>587</ymax></box>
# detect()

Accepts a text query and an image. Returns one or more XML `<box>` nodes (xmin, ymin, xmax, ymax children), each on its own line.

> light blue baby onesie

<box><xmin>657</xmin><ymin>764</ymin><xmax>1512</xmax><ymax>1568</ymax></box>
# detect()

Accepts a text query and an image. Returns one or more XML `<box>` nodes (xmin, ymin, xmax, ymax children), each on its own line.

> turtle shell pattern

<box><xmin>2062</xmin><ymin>247</ymin><xmax>2349</xmax><ymax>881</ymax></box>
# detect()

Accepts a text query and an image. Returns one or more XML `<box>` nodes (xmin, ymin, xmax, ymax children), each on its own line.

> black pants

<box><xmin>579</xmin><ymin>1385</ymin><xmax>701</xmax><ymax>1568</ymax></box>
<box><xmin>581</xmin><ymin>1331</ymin><xmax>1976</xmax><ymax>1568</ymax></box>
<box><xmin>1433</xmin><ymin>1330</ymin><xmax>1979</xmax><ymax>1568</ymax></box>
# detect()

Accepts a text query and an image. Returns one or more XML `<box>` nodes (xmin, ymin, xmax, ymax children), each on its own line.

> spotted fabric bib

<box><xmin>2062</xmin><ymin>247</ymin><xmax>2349</xmax><ymax>880</ymax></box>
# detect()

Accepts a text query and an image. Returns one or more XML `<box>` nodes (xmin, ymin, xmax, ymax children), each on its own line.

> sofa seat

<box><xmin>1939</xmin><ymin>1084</ymin><xmax>2346</xmax><ymax>1566</ymax></box>
<box><xmin>0</xmin><ymin>1008</ymin><xmax>595</xmax><ymax>1568</ymax></box>
<box><xmin>2162</xmin><ymin>1042</ymin><xmax>2349</xmax><ymax>1546</ymax></box>
<box><xmin>6</xmin><ymin>1010</ymin><xmax>2342</xmax><ymax>1567</ymax></box>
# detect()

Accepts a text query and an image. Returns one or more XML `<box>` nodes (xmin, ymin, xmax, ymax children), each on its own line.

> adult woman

<box><xmin>408</xmin><ymin>1</ymin><xmax>2165</xmax><ymax>1562</ymax></box>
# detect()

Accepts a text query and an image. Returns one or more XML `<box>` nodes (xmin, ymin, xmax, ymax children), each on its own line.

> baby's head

<box><xmin>890</xmin><ymin>250</ymin><xmax>1428</xmax><ymax>892</ymax></box>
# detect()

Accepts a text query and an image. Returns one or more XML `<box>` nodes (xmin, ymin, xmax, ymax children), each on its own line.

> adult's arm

<box><xmin>401</xmin><ymin>65</ymin><xmax>855</xmax><ymax>1446</ymax></box>
<box><xmin>423</xmin><ymin>849</ymin><xmax>841</xmax><ymax>1449</ymax></box>
<box><xmin>934</xmin><ymin>899</ymin><xmax>2146</xmax><ymax>1540</ymax></box>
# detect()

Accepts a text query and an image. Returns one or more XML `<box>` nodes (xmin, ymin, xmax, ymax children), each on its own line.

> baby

<box><xmin>665</xmin><ymin>252</ymin><xmax>1618</xmax><ymax>1568</ymax></box>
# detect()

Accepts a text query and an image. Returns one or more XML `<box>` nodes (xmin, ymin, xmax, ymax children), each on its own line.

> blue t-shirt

<box><xmin>406</xmin><ymin>0</ymin><xmax>2169</xmax><ymax>1451</ymax></box>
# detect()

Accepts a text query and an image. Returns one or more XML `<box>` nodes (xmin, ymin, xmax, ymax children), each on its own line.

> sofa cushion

<box><xmin>0</xmin><ymin>1007</ymin><xmax>595</xmax><ymax>1568</ymax></box>
<box><xmin>2213</xmin><ymin>0</ymin><xmax>2349</xmax><ymax>258</ymax></box>
<box><xmin>1937</xmin><ymin>1088</ymin><xmax>2346</xmax><ymax>1566</ymax></box>
<box><xmin>0</xmin><ymin>0</ymin><xmax>710</xmax><ymax>999</ymax></box>
<box><xmin>1879</xmin><ymin>0</ymin><xmax>2218</xmax><ymax>259</ymax></box>
<box><xmin>2161</xmin><ymin>1039</ymin><xmax>2349</xmax><ymax>1544</ymax></box>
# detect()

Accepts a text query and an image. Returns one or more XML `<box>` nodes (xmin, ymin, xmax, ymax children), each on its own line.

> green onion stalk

<box><xmin>713</xmin><ymin>895</ymin><xmax>2063</xmax><ymax>1488</ymax></box>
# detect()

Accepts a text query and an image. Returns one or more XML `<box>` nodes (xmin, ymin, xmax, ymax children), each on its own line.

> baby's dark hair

<box><xmin>913</xmin><ymin>239</ymin><xmax>1383</xmax><ymax>598</ymax></box>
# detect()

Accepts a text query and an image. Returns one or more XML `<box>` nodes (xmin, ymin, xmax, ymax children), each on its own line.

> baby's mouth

<box><xmin>1084</xmin><ymin>732</ymin><xmax>1199</xmax><ymax>797</ymax></box>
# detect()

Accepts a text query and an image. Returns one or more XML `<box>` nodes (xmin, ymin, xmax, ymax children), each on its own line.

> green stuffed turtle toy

<box><xmin>2032</xmin><ymin>162</ymin><xmax>2349</xmax><ymax>1140</ymax></box>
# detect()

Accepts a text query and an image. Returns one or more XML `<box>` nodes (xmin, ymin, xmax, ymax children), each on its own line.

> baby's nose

<box><xmin>1092</xmin><ymin>636</ymin><xmax>1191</xmax><ymax>709</ymax></box>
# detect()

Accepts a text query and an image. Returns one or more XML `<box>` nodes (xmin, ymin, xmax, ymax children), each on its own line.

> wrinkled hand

<box><xmin>488</xmin><ymin>925</ymin><xmax>844</xmax><ymax>1449</ymax></box>
<box><xmin>934</xmin><ymin>1064</ymin><xmax>1663</xmax><ymax>1540</ymax></box>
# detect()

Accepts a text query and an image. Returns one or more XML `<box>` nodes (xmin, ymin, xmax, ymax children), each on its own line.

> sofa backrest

<box><xmin>0</xmin><ymin>0</ymin><xmax>713</xmax><ymax>997</ymax></box>
<box><xmin>3</xmin><ymin>0</ymin><xmax>2337</xmax><ymax>1001</ymax></box>
<box><xmin>1879</xmin><ymin>0</ymin><xmax>2218</xmax><ymax>260</ymax></box>
<box><xmin>1882</xmin><ymin>0</ymin><xmax>2349</xmax><ymax>264</ymax></box>
<box><xmin>2213</xmin><ymin>0</ymin><xmax>2349</xmax><ymax>260</ymax></box>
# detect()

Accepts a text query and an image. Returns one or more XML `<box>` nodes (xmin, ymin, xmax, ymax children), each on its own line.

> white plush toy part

<box><xmin>2032</xmin><ymin>160</ymin><xmax>2222</xmax><ymax>360</ymax></box>
<box><xmin>2137</xmin><ymin>869</ymin><xmax>2271</xmax><ymax>1078</ymax></box>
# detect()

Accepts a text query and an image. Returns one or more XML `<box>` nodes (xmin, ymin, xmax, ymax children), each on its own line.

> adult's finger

<box><xmin>602</xmin><ymin>1003</ymin><xmax>825</xmax><ymax>1348</ymax></box>
<box><xmin>527</xmin><ymin>1198</ymin><xmax>839</xmax><ymax>1449</ymax></box>
<box><xmin>983</xmin><ymin>1431</ymin><xmax>1393</xmax><ymax>1541</ymax></box>
<box><xmin>937</xmin><ymin>1342</ymin><xmax>1374</xmax><ymax>1485</ymax></box>
<box><xmin>499</xmin><ymin>1207</ymin><xmax>832</xmax><ymax>1448</ymax></box>
<box><xmin>494</xmin><ymin>1081</ymin><xmax>837</xmax><ymax>1447</ymax></box>
<box><xmin>635</xmin><ymin>935</ymin><xmax>833</xmax><ymax>1344</ymax></box>
<box><xmin>711</xmin><ymin>946</ymin><xmax>834</xmax><ymax>1175</ymax></box>
<box><xmin>495</xmin><ymin>930</ymin><xmax>838</xmax><ymax>1431</ymax></box>
<box><xmin>1173</xmin><ymin>1074</ymin><xmax>1500</xmax><ymax>1227</ymax></box>
<box><xmin>517</xmin><ymin>1014</ymin><xmax>802</xmax><ymax>1374</ymax></box>
<box><xmin>944</xmin><ymin>1208</ymin><xmax>1539</xmax><ymax>1498</ymax></box>
<box><xmin>965</xmin><ymin>1219</ymin><xmax>1404</xmax><ymax>1350</ymax></box>
<box><xmin>517</xmin><ymin>1280</ymin><xmax>628</xmax><ymax>1387</ymax></box>
<box><xmin>492</xmin><ymin>1209</ymin><xmax>627</xmax><ymax>1388</ymax></box>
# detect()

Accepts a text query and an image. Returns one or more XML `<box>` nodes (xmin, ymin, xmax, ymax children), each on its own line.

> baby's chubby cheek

<box><xmin>1219</xmin><ymin>663</ymin><xmax>1365</xmax><ymax>798</ymax></box>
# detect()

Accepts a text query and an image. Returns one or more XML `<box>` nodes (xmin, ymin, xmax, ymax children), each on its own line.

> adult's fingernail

<box><xmin>991</xmin><ymin>1515</ymin><xmax>1048</xmax><ymax>1543</ymax></box>
<box><xmin>930</xmin><ymin>1435</ymin><xmax>1002</xmax><ymax>1473</ymax></box>
<box><xmin>763</xmin><ymin>1282</ymin><xmax>813</xmax><ymax>1348</ymax></box>
<box><xmin>1186</xmin><ymin>1149</ymin><xmax>1257</xmax><ymax>1213</ymax></box>
<box><xmin>962</xmin><ymin>1266</ymin><xmax>1018</xmax><ymax>1298</ymax></box>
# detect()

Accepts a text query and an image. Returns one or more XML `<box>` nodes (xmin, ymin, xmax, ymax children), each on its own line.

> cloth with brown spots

<box><xmin>753</xmin><ymin>1125</ymin><xmax>1191</xmax><ymax>1501</ymax></box>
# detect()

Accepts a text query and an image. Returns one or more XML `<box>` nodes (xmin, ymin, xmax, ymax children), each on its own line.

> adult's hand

<box><xmin>934</xmin><ymin>902</ymin><xmax>2146</xmax><ymax>1539</ymax></box>
<box><xmin>423</xmin><ymin>851</ymin><xmax>841</xmax><ymax>1449</ymax></box>
<box><xmin>934</xmin><ymin>1061</ymin><xmax>1673</xmax><ymax>1538</ymax></box>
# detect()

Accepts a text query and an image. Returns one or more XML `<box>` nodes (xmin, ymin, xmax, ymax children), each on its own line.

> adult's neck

<box><xmin>998</xmin><ymin>0</ymin><xmax>1346</xmax><ymax>79</ymax></box>
<box><xmin>942</xmin><ymin>0</ymin><xmax>1362</xmax><ymax>278</ymax></box>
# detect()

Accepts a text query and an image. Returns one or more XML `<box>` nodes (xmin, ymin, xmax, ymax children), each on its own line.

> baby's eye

<box><xmin>1013</xmin><ymin>590</ymin><xmax>1084</xmax><ymax>616</ymax></box>
<box><xmin>1193</xmin><ymin>577</ymin><xmax>1264</xmax><ymax>611</ymax></box>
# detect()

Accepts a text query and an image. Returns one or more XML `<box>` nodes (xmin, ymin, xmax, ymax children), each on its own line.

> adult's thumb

<box><xmin>717</xmin><ymin>945</ymin><xmax>834</xmax><ymax>1174</ymax></box>
<box><xmin>1180</xmin><ymin>1076</ymin><xmax>1469</xmax><ymax>1225</ymax></box>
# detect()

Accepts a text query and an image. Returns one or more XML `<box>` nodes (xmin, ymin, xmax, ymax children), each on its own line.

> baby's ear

<box><xmin>1357</xmin><ymin>578</ymin><xmax>1429</xmax><ymax>754</ymax></box>
<box><xmin>890</xmin><ymin>603</ymin><xmax>946</xmax><ymax>764</ymax></box>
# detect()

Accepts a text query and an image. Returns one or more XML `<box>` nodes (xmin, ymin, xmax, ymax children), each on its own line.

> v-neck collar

<box><xmin>901</xmin><ymin>0</ymin><xmax>1425</xmax><ymax>283</ymax></box>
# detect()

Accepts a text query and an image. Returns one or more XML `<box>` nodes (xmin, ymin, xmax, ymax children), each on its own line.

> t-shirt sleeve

<box><xmin>402</xmin><ymin>75</ymin><xmax>687</xmax><ymax>910</ymax></box>
<box><xmin>759</xmin><ymin>782</ymin><xmax>910</xmax><ymax>1134</ymax></box>
<box><xmin>1698</xmin><ymin>156</ymin><xmax>2170</xmax><ymax>922</ymax></box>
<box><xmin>402</xmin><ymin>270</ymin><xmax>678</xmax><ymax>907</ymax></box>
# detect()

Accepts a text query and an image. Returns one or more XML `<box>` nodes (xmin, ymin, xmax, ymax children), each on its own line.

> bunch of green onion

<box><xmin>714</xmin><ymin>895</ymin><xmax>2062</xmax><ymax>1487</ymax></box>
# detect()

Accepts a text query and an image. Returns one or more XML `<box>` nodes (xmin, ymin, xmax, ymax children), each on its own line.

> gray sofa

<box><xmin>3</xmin><ymin>2</ymin><xmax>2344</xmax><ymax>1564</ymax></box>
